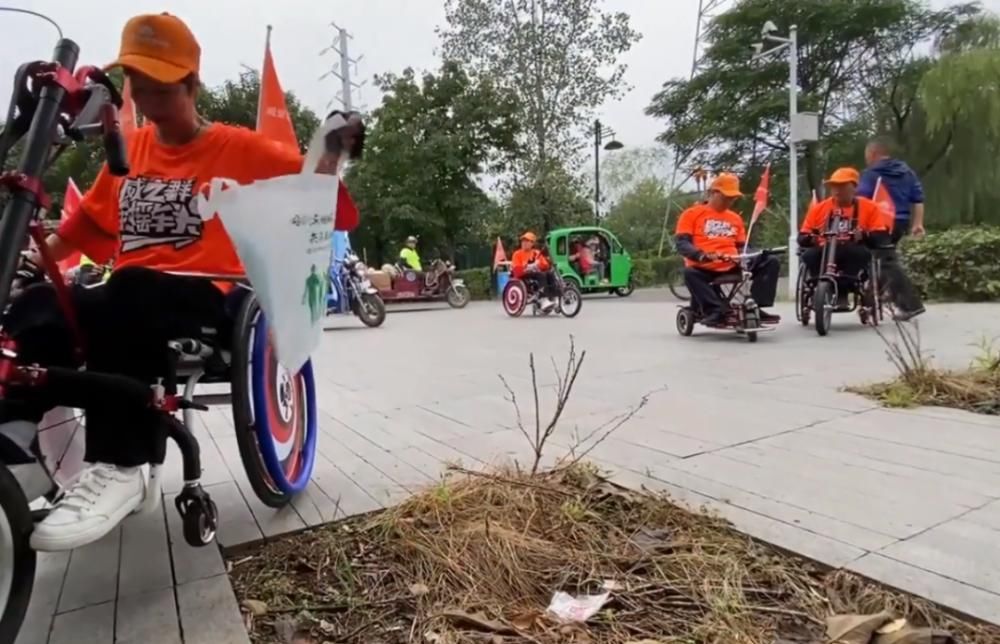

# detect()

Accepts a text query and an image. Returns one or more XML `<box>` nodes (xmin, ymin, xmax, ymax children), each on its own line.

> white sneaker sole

<box><xmin>29</xmin><ymin>489</ymin><xmax>144</xmax><ymax>552</ymax></box>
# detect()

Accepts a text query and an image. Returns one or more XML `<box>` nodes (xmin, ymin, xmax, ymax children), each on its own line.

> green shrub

<box><xmin>902</xmin><ymin>227</ymin><xmax>1000</xmax><ymax>301</ymax></box>
<box><xmin>456</xmin><ymin>267</ymin><xmax>492</xmax><ymax>300</ymax></box>
<box><xmin>631</xmin><ymin>256</ymin><xmax>681</xmax><ymax>288</ymax></box>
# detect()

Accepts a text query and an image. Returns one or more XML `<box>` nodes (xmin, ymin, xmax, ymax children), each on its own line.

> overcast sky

<box><xmin>2</xmin><ymin>0</ymin><xmax>998</xmax><ymax>157</ymax></box>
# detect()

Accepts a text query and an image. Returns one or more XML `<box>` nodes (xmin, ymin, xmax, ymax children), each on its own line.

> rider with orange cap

<box><xmin>511</xmin><ymin>231</ymin><xmax>558</xmax><ymax>311</ymax></box>
<box><xmin>675</xmin><ymin>173</ymin><xmax>780</xmax><ymax>326</ymax></box>
<box><xmin>798</xmin><ymin>167</ymin><xmax>924</xmax><ymax>320</ymax></box>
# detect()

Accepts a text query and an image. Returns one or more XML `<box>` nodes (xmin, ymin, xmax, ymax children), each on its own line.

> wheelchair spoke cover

<box><xmin>249</xmin><ymin>307</ymin><xmax>317</xmax><ymax>496</ymax></box>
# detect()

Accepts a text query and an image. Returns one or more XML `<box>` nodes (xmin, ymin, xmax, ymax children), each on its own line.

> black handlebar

<box><xmin>100</xmin><ymin>102</ymin><xmax>129</xmax><ymax>176</ymax></box>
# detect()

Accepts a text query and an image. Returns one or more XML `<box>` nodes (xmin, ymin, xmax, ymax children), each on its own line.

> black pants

<box><xmin>684</xmin><ymin>255</ymin><xmax>780</xmax><ymax>316</ymax></box>
<box><xmin>0</xmin><ymin>267</ymin><xmax>226</xmax><ymax>467</ymax></box>
<box><xmin>891</xmin><ymin>218</ymin><xmax>910</xmax><ymax>245</ymax></box>
<box><xmin>801</xmin><ymin>243</ymin><xmax>923</xmax><ymax>312</ymax></box>
<box><xmin>523</xmin><ymin>270</ymin><xmax>559</xmax><ymax>298</ymax></box>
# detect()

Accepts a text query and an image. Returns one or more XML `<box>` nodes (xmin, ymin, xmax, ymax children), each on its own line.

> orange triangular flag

<box><xmin>873</xmin><ymin>177</ymin><xmax>896</xmax><ymax>230</ymax></box>
<box><xmin>750</xmin><ymin>163</ymin><xmax>770</xmax><ymax>224</ymax></box>
<box><xmin>493</xmin><ymin>237</ymin><xmax>507</xmax><ymax>270</ymax></box>
<box><xmin>58</xmin><ymin>179</ymin><xmax>84</xmax><ymax>273</ymax></box>
<box><xmin>809</xmin><ymin>189</ymin><xmax>819</xmax><ymax>209</ymax></box>
<box><xmin>120</xmin><ymin>77</ymin><xmax>139</xmax><ymax>137</ymax></box>
<box><xmin>257</xmin><ymin>28</ymin><xmax>299</xmax><ymax>151</ymax></box>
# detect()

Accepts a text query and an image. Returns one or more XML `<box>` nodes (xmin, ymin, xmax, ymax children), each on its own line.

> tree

<box><xmin>646</xmin><ymin>0</ymin><xmax>973</xmax><ymax>192</ymax></box>
<box><xmin>598</xmin><ymin>145</ymin><xmax>673</xmax><ymax>209</ymax></box>
<box><xmin>603</xmin><ymin>178</ymin><xmax>670</xmax><ymax>254</ymax></box>
<box><xmin>439</xmin><ymin>0</ymin><xmax>641</xmax><ymax>215</ymax></box>
<box><xmin>499</xmin><ymin>161</ymin><xmax>593</xmax><ymax>238</ymax></box>
<box><xmin>346</xmin><ymin>61</ymin><xmax>521</xmax><ymax>265</ymax></box>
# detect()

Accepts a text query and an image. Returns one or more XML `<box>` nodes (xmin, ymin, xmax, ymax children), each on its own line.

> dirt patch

<box><xmin>227</xmin><ymin>465</ymin><xmax>1000</xmax><ymax>644</ymax></box>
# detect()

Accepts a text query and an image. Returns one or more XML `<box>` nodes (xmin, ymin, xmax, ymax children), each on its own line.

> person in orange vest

<box><xmin>798</xmin><ymin>167</ymin><xmax>924</xmax><ymax>320</ymax></box>
<box><xmin>675</xmin><ymin>173</ymin><xmax>780</xmax><ymax>327</ymax></box>
<box><xmin>511</xmin><ymin>232</ymin><xmax>557</xmax><ymax>311</ymax></box>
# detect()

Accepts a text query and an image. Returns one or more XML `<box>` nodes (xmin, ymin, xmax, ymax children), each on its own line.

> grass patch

<box><xmin>228</xmin><ymin>464</ymin><xmax>999</xmax><ymax>643</ymax></box>
<box><xmin>847</xmin><ymin>323</ymin><xmax>1000</xmax><ymax>414</ymax></box>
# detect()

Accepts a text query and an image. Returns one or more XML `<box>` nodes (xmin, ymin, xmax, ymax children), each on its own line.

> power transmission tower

<box><xmin>657</xmin><ymin>0</ymin><xmax>734</xmax><ymax>256</ymax></box>
<box><xmin>319</xmin><ymin>23</ymin><xmax>365</xmax><ymax>112</ymax></box>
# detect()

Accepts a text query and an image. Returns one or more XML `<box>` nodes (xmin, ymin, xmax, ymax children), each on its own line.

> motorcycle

<box><xmin>372</xmin><ymin>258</ymin><xmax>471</xmax><ymax>308</ymax></box>
<box><xmin>327</xmin><ymin>252</ymin><xmax>386</xmax><ymax>327</ymax></box>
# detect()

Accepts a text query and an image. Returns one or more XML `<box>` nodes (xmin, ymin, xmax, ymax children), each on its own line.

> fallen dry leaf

<box><xmin>240</xmin><ymin>599</ymin><xmax>268</xmax><ymax>616</ymax></box>
<box><xmin>827</xmin><ymin>612</ymin><xmax>895</xmax><ymax>644</ymax></box>
<box><xmin>878</xmin><ymin>619</ymin><xmax>908</xmax><ymax>634</ymax></box>
<box><xmin>438</xmin><ymin>609</ymin><xmax>518</xmax><ymax>635</ymax></box>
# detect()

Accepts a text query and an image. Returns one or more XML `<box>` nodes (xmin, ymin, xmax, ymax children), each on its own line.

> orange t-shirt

<box><xmin>511</xmin><ymin>248</ymin><xmax>550</xmax><ymax>279</ymax></box>
<box><xmin>675</xmin><ymin>204</ymin><xmax>746</xmax><ymax>272</ymax></box>
<box><xmin>58</xmin><ymin>123</ymin><xmax>359</xmax><ymax>277</ymax></box>
<box><xmin>800</xmin><ymin>197</ymin><xmax>886</xmax><ymax>245</ymax></box>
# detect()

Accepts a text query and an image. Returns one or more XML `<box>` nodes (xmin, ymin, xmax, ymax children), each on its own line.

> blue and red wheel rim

<box><xmin>249</xmin><ymin>311</ymin><xmax>317</xmax><ymax>495</ymax></box>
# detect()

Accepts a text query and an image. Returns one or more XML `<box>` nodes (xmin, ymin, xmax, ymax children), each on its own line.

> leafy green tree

<box><xmin>439</xmin><ymin>0</ymin><xmax>641</xmax><ymax>225</ymax></box>
<box><xmin>346</xmin><ymin>61</ymin><xmax>521</xmax><ymax>265</ymax></box>
<box><xmin>603</xmin><ymin>178</ymin><xmax>670</xmax><ymax>254</ymax></box>
<box><xmin>498</xmin><ymin>161</ymin><xmax>593</xmax><ymax>238</ymax></box>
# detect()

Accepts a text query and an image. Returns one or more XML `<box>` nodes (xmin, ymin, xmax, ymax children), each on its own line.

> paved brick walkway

<box><xmin>18</xmin><ymin>295</ymin><xmax>1000</xmax><ymax>642</ymax></box>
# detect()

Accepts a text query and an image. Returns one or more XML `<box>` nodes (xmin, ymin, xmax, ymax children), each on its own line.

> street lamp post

<box><xmin>593</xmin><ymin>119</ymin><xmax>623</xmax><ymax>226</ymax></box>
<box><xmin>753</xmin><ymin>23</ymin><xmax>808</xmax><ymax>299</ymax></box>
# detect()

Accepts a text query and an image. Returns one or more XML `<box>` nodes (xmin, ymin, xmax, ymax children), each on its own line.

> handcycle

<box><xmin>502</xmin><ymin>265</ymin><xmax>582</xmax><ymax>319</ymax></box>
<box><xmin>0</xmin><ymin>39</ymin><xmax>318</xmax><ymax>639</ymax></box>
<box><xmin>795</xmin><ymin>213</ymin><xmax>889</xmax><ymax>337</ymax></box>
<box><xmin>675</xmin><ymin>247</ymin><xmax>786</xmax><ymax>343</ymax></box>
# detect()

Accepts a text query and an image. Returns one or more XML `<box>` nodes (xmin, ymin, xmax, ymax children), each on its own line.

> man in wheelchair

<box><xmin>675</xmin><ymin>174</ymin><xmax>781</xmax><ymax>327</ymax></box>
<box><xmin>798</xmin><ymin>168</ymin><xmax>925</xmax><ymax>320</ymax></box>
<box><xmin>511</xmin><ymin>231</ymin><xmax>558</xmax><ymax>312</ymax></box>
<box><xmin>0</xmin><ymin>12</ymin><xmax>365</xmax><ymax>552</ymax></box>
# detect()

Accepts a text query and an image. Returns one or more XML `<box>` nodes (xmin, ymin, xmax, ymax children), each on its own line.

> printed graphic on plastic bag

<box><xmin>199</xmin><ymin>115</ymin><xmax>349</xmax><ymax>373</ymax></box>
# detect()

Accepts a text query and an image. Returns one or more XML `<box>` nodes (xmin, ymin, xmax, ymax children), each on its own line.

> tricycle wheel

<box><xmin>447</xmin><ymin>284</ymin><xmax>471</xmax><ymax>308</ymax></box>
<box><xmin>232</xmin><ymin>294</ymin><xmax>318</xmax><ymax>507</ymax></box>
<box><xmin>747</xmin><ymin>331</ymin><xmax>758</xmax><ymax>343</ymax></box>
<box><xmin>796</xmin><ymin>267</ymin><xmax>811</xmax><ymax>326</ymax></box>
<box><xmin>502</xmin><ymin>280</ymin><xmax>527</xmax><ymax>317</ymax></box>
<box><xmin>814</xmin><ymin>280</ymin><xmax>834</xmax><ymax>337</ymax></box>
<box><xmin>560</xmin><ymin>282</ymin><xmax>583</xmax><ymax>318</ymax></box>
<box><xmin>615</xmin><ymin>275</ymin><xmax>635</xmax><ymax>297</ymax></box>
<box><xmin>676</xmin><ymin>308</ymin><xmax>695</xmax><ymax>336</ymax></box>
<box><xmin>181</xmin><ymin>498</ymin><xmax>219</xmax><ymax>547</ymax></box>
<box><xmin>356</xmin><ymin>293</ymin><xmax>386</xmax><ymax>327</ymax></box>
<box><xmin>0</xmin><ymin>463</ymin><xmax>35</xmax><ymax>642</ymax></box>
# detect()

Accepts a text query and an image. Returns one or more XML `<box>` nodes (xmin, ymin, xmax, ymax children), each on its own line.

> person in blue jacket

<box><xmin>857</xmin><ymin>136</ymin><xmax>926</xmax><ymax>243</ymax></box>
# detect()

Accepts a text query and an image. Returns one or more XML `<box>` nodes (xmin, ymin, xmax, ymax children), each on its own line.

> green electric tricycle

<box><xmin>545</xmin><ymin>226</ymin><xmax>635</xmax><ymax>297</ymax></box>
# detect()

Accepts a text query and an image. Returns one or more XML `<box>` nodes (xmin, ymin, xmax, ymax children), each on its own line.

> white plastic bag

<box><xmin>546</xmin><ymin>591</ymin><xmax>610</xmax><ymax>623</ymax></box>
<box><xmin>198</xmin><ymin>116</ymin><xmax>349</xmax><ymax>373</ymax></box>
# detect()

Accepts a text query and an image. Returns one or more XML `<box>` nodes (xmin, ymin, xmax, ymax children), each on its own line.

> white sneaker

<box><xmin>541</xmin><ymin>297</ymin><xmax>556</xmax><ymax>311</ymax></box>
<box><xmin>30</xmin><ymin>463</ymin><xmax>145</xmax><ymax>551</ymax></box>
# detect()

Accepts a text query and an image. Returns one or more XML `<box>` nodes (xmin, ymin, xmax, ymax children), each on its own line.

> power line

<box><xmin>318</xmin><ymin>22</ymin><xmax>365</xmax><ymax>112</ymax></box>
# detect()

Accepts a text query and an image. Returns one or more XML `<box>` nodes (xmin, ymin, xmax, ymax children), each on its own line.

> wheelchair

<box><xmin>0</xmin><ymin>44</ymin><xmax>318</xmax><ymax>640</ymax></box>
<box><xmin>675</xmin><ymin>248</ymin><xmax>785</xmax><ymax>343</ymax></box>
<box><xmin>502</xmin><ymin>270</ymin><xmax>582</xmax><ymax>318</ymax></box>
<box><xmin>795</xmin><ymin>224</ymin><xmax>888</xmax><ymax>337</ymax></box>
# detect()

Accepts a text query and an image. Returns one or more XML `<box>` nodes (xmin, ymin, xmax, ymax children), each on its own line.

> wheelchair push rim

<box><xmin>248</xmin><ymin>310</ymin><xmax>318</xmax><ymax>496</ymax></box>
<box><xmin>0</xmin><ymin>501</ymin><xmax>14</xmax><ymax>621</ymax></box>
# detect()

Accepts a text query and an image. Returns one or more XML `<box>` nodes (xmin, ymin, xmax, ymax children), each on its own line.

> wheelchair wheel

<box><xmin>795</xmin><ymin>266</ymin><xmax>811</xmax><ymax>327</ymax></box>
<box><xmin>502</xmin><ymin>280</ymin><xmax>528</xmax><ymax>317</ymax></box>
<box><xmin>814</xmin><ymin>280</ymin><xmax>835</xmax><ymax>337</ymax></box>
<box><xmin>232</xmin><ymin>295</ymin><xmax>318</xmax><ymax>507</ymax></box>
<box><xmin>676</xmin><ymin>308</ymin><xmax>694</xmax><ymax>336</ymax></box>
<box><xmin>559</xmin><ymin>282</ymin><xmax>583</xmax><ymax>318</ymax></box>
<box><xmin>0</xmin><ymin>463</ymin><xmax>35</xmax><ymax>642</ymax></box>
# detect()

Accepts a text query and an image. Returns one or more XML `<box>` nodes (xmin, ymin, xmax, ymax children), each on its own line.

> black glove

<box><xmin>797</xmin><ymin>233</ymin><xmax>815</xmax><ymax>248</ymax></box>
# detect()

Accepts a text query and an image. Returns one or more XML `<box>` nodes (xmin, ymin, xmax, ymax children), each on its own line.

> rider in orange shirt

<box><xmin>798</xmin><ymin>167</ymin><xmax>924</xmax><ymax>320</ymax></box>
<box><xmin>511</xmin><ymin>232</ymin><xmax>558</xmax><ymax>311</ymax></box>
<box><xmin>674</xmin><ymin>174</ymin><xmax>780</xmax><ymax>326</ymax></box>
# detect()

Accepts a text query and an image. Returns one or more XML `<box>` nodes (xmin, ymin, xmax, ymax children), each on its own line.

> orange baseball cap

<box><xmin>825</xmin><ymin>167</ymin><xmax>860</xmax><ymax>185</ymax></box>
<box><xmin>520</xmin><ymin>232</ymin><xmax>537</xmax><ymax>242</ymax></box>
<box><xmin>108</xmin><ymin>13</ymin><xmax>201</xmax><ymax>83</ymax></box>
<box><xmin>709</xmin><ymin>173</ymin><xmax>743</xmax><ymax>197</ymax></box>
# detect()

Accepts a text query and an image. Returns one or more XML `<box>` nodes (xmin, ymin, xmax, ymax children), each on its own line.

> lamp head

<box><xmin>762</xmin><ymin>20</ymin><xmax>778</xmax><ymax>37</ymax></box>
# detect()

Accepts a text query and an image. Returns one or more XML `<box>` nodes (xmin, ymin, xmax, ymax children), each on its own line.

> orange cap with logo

<box><xmin>108</xmin><ymin>13</ymin><xmax>201</xmax><ymax>83</ymax></box>
<box><xmin>520</xmin><ymin>232</ymin><xmax>537</xmax><ymax>242</ymax></box>
<box><xmin>825</xmin><ymin>167</ymin><xmax>860</xmax><ymax>185</ymax></box>
<box><xmin>709</xmin><ymin>173</ymin><xmax>742</xmax><ymax>198</ymax></box>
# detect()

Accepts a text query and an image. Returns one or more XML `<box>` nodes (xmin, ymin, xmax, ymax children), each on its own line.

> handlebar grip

<box><xmin>99</xmin><ymin>103</ymin><xmax>129</xmax><ymax>177</ymax></box>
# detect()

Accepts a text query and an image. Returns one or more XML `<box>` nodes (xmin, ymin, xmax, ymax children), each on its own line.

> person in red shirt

<box><xmin>568</xmin><ymin>240</ymin><xmax>593</xmax><ymax>279</ymax></box>
<box><xmin>674</xmin><ymin>174</ymin><xmax>780</xmax><ymax>326</ymax></box>
<box><xmin>2</xmin><ymin>12</ymin><xmax>364</xmax><ymax>552</ymax></box>
<box><xmin>798</xmin><ymin>167</ymin><xmax>923</xmax><ymax>320</ymax></box>
<box><xmin>511</xmin><ymin>232</ymin><xmax>558</xmax><ymax>311</ymax></box>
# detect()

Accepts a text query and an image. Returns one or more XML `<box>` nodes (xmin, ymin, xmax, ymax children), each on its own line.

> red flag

<box><xmin>750</xmin><ymin>163</ymin><xmax>770</xmax><ymax>224</ymax></box>
<box><xmin>873</xmin><ymin>177</ymin><xmax>896</xmax><ymax>230</ymax></box>
<box><xmin>120</xmin><ymin>77</ymin><xmax>139</xmax><ymax>137</ymax></box>
<box><xmin>492</xmin><ymin>237</ymin><xmax>508</xmax><ymax>270</ymax></box>
<box><xmin>58</xmin><ymin>179</ymin><xmax>83</xmax><ymax>272</ymax></box>
<box><xmin>257</xmin><ymin>28</ymin><xmax>299</xmax><ymax>150</ymax></box>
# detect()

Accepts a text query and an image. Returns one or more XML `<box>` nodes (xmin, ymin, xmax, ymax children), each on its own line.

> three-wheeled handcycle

<box><xmin>795</xmin><ymin>212</ymin><xmax>890</xmax><ymax>337</ymax></box>
<box><xmin>675</xmin><ymin>247</ymin><xmax>786</xmax><ymax>343</ymax></box>
<box><xmin>0</xmin><ymin>39</ymin><xmax>319</xmax><ymax>640</ymax></box>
